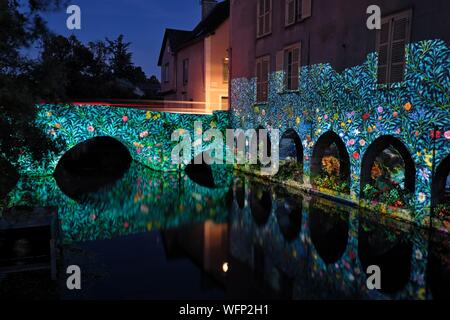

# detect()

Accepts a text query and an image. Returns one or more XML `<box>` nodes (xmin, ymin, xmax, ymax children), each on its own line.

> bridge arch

<box><xmin>360</xmin><ymin>135</ymin><xmax>415</xmax><ymax>207</ymax></box>
<box><xmin>311</xmin><ymin>131</ymin><xmax>350</xmax><ymax>194</ymax></box>
<box><xmin>53</xmin><ymin>136</ymin><xmax>132</xmax><ymax>200</ymax></box>
<box><xmin>431</xmin><ymin>154</ymin><xmax>450</xmax><ymax>209</ymax></box>
<box><xmin>185</xmin><ymin>153</ymin><xmax>218</xmax><ymax>189</ymax></box>
<box><xmin>278</xmin><ymin>129</ymin><xmax>303</xmax><ymax>183</ymax></box>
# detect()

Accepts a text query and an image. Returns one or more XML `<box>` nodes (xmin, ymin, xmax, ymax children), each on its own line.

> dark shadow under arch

<box><xmin>54</xmin><ymin>136</ymin><xmax>132</xmax><ymax>200</ymax></box>
<box><xmin>278</xmin><ymin>129</ymin><xmax>304</xmax><ymax>183</ymax></box>
<box><xmin>185</xmin><ymin>153</ymin><xmax>218</xmax><ymax>189</ymax></box>
<box><xmin>431</xmin><ymin>154</ymin><xmax>450</xmax><ymax>207</ymax></box>
<box><xmin>250</xmin><ymin>181</ymin><xmax>272</xmax><ymax>226</ymax></box>
<box><xmin>311</xmin><ymin>131</ymin><xmax>350</xmax><ymax>194</ymax></box>
<box><xmin>309</xmin><ymin>200</ymin><xmax>349</xmax><ymax>265</ymax></box>
<box><xmin>360</xmin><ymin>135</ymin><xmax>416</xmax><ymax>199</ymax></box>
<box><xmin>358</xmin><ymin>218</ymin><xmax>413</xmax><ymax>294</ymax></box>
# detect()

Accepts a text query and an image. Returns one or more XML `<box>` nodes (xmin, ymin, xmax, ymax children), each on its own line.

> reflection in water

<box><xmin>275</xmin><ymin>190</ymin><xmax>302</xmax><ymax>242</ymax></box>
<box><xmin>358</xmin><ymin>219</ymin><xmax>412</xmax><ymax>294</ymax></box>
<box><xmin>309</xmin><ymin>200</ymin><xmax>349</xmax><ymax>265</ymax></box>
<box><xmin>235</xmin><ymin>179</ymin><xmax>245</xmax><ymax>209</ymax></box>
<box><xmin>2</xmin><ymin>166</ymin><xmax>450</xmax><ymax>300</ymax></box>
<box><xmin>249</xmin><ymin>182</ymin><xmax>272</xmax><ymax>226</ymax></box>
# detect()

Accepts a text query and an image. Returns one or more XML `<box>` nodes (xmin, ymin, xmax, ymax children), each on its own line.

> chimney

<box><xmin>201</xmin><ymin>0</ymin><xmax>218</xmax><ymax>20</ymax></box>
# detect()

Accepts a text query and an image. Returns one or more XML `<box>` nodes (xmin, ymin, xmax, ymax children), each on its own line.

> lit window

<box><xmin>223</xmin><ymin>57</ymin><xmax>229</xmax><ymax>83</ymax></box>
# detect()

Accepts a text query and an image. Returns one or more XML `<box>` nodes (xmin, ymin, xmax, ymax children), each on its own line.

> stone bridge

<box><xmin>12</xmin><ymin>103</ymin><xmax>230</xmax><ymax>177</ymax></box>
<box><xmin>230</xmin><ymin>39</ymin><xmax>450</xmax><ymax>231</ymax></box>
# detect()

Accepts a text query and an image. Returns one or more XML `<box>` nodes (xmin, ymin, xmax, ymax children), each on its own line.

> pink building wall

<box><xmin>159</xmin><ymin>19</ymin><xmax>229</xmax><ymax>111</ymax></box>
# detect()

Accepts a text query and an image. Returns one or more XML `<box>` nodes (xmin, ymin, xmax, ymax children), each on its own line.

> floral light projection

<box><xmin>276</xmin><ymin>129</ymin><xmax>303</xmax><ymax>184</ymax></box>
<box><xmin>363</xmin><ymin>145</ymin><xmax>413</xmax><ymax>209</ymax></box>
<box><xmin>230</xmin><ymin>39</ymin><xmax>450</xmax><ymax>231</ymax></box>
<box><xmin>9</xmin><ymin>104</ymin><xmax>229</xmax><ymax>176</ymax></box>
<box><xmin>6</xmin><ymin>162</ymin><xmax>232</xmax><ymax>243</ymax></box>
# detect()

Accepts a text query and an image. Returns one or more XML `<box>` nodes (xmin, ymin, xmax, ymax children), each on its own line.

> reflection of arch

<box><xmin>280</xmin><ymin>129</ymin><xmax>303</xmax><ymax>163</ymax></box>
<box><xmin>275</xmin><ymin>191</ymin><xmax>302</xmax><ymax>242</ymax></box>
<box><xmin>360</xmin><ymin>135</ymin><xmax>415</xmax><ymax>197</ymax></box>
<box><xmin>432</xmin><ymin>154</ymin><xmax>450</xmax><ymax>207</ymax></box>
<box><xmin>358</xmin><ymin>220</ymin><xmax>412</xmax><ymax>294</ymax></box>
<box><xmin>309</xmin><ymin>201</ymin><xmax>349</xmax><ymax>264</ymax></box>
<box><xmin>235</xmin><ymin>178</ymin><xmax>245</xmax><ymax>209</ymax></box>
<box><xmin>54</xmin><ymin>136</ymin><xmax>132</xmax><ymax>200</ymax></box>
<box><xmin>250</xmin><ymin>182</ymin><xmax>272</xmax><ymax>226</ymax></box>
<box><xmin>185</xmin><ymin>152</ymin><xmax>217</xmax><ymax>189</ymax></box>
<box><xmin>311</xmin><ymin>131</ymin><xmax>350</xmax><ymax>193</ymax></box>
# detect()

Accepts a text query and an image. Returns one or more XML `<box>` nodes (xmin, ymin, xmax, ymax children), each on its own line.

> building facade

<box><xmin>229</xmin><ymin>0</ymin><xmax>450</xmax><ymax>230</ymax></box>
<box><xmin>158</xmin><ymin>0</ymin><xmax>230</xmax><ymax>112</ymax></box>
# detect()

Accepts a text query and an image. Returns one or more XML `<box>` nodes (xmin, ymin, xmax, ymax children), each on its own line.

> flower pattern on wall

<box><xmin>230</xmin><ymin>39</ymin><xmax>450</xmax><ymax>230</ymax></box>
<box><xmin>11</xmin><ymin>105</ymin><xmax>230</xmax><ymax>176</ymax></box>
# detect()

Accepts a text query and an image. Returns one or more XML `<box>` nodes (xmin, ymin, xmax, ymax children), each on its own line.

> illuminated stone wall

<box><xmin>230</xmin><ymin>39</ymin><xmax>450</xmax><ymax>228</ymax></box>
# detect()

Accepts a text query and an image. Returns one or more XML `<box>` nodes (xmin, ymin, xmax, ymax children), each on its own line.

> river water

<box><xmin>0</xmin><ymin>161</ymin><xmax>449</xmax><ymax>300</ymax></box>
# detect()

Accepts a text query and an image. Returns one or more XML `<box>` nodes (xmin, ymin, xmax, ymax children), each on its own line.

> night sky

<box><xmin>42</xmin><ymin>0</ymin><xmax>202</xmax><ymax>78</ymax></box>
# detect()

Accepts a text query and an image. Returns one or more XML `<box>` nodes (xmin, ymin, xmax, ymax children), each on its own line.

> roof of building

<box><xmin>157</xmin><ymin>0</ymin><xmax>229</xmax><ymax>66</ymax></box>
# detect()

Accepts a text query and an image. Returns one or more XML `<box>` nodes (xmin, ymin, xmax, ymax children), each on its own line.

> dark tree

<box><xmin>0</xmin><ymin>0</ymin><xmax>65</xmax><ymax>166</ymax></box>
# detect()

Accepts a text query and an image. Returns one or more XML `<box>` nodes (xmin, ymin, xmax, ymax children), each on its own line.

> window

<box><xmin>182</xmin><ymin>59</ymin><xmax>189</xmax><ymax>85</ymax></box>
<box><xmin>221</xmin><ymin>96</ymin><xmax>229</xmax><ymax>110</ymax></box>
<box><xmin>285</xmin><ymin>0</ymin><xmax>312</xmax><ymax>26</ymax></box>
<box><xmin>223</xmin><ymin>57</ymin><xmax>229</xmax><ymax>83</ymax></box>
<box><xmin>257</xmin><ymin>0</ymin><xmax>272</xmax><ymax>38</ymax></box>
<box><xmin>376</xmin><ymin>10</ymin><xmax>412</xmax><ymax>84</ymax></box>
<box><xmin>283</xmin><ymin>43</ymin><xmax>301</xmax><ymax>90</ymax></box>
<box><xmin>256</xmin><ymin>56</ymin><xmax>270</xmax><ymax>102</ymax></box>
<box><xmin>164</xmin><ymin>63</ymin><xmax>170</xmax><ymax>83</ymax></box>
